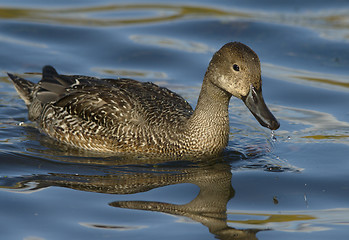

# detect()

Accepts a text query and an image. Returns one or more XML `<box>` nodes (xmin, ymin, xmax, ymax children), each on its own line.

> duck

<box><xmin>8</xmin><ymin>42</ymin><xmax>279</xmax><ymax>157</ymax></box>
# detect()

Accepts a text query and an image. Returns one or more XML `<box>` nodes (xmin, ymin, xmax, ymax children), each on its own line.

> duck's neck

<box><xmin>185</xmin><ymin>78</ymin><xmax>232</xmax><ymax>154</ymax></box>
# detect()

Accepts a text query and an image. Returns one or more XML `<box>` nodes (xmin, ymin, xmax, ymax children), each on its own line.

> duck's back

<box><xmin>49</xmin><ymin>75</ymin><xmax>194</xmax><ymax>128</ymax></box>
<box><xmin>10</xmin><ymin>66</ymin><xmax>194</xmax><ymax>153</ymax></box>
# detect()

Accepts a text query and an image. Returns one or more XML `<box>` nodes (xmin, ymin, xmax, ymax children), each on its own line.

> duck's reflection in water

<box><xmin>1</xmin><ymin>153</ymin><xmax>261</xmax><ymax>240</ymax></box>
<box><xmin>108</xmin><ymin>160</ymin><xmax>260</xmax><ymax>240</ymax></box>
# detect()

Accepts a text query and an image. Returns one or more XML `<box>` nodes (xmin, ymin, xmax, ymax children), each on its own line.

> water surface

<box><xmin>1</xmin><ymin>0</ymin><xmax>349</xmax><ymax>239</ymax></box>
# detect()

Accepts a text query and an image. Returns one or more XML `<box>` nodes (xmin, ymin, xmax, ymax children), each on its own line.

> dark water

<box><xmin>1</xmin><ymin>0</ymin><xmax>349</xmax><ymax>239</ymax></box>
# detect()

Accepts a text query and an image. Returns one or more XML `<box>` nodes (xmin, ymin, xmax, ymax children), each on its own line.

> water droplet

<box><xmin>271</xmin><ymin>130</ymin><xmax>277</xmax><ymax>142</ymax></box>
<box><xmin>273</xmin><ymin>196</ymin><xmax>279</xmax><ymax>205</ymax></box>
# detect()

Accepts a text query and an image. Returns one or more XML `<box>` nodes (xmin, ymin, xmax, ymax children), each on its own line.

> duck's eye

<box><xmin>233</xmin><ymin>64</ymin><xmax>240</xmax><ymax>71</ymax></box>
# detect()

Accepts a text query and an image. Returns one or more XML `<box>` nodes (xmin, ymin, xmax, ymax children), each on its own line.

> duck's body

<box><xmin>8</xmin><ymin>42</ymin><xmax>279</xmax><ymax>157</ymax></box>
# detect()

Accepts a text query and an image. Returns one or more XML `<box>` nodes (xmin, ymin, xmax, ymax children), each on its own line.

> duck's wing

<box><xmin>9</xmin><ymin>65</ymin><xmax>194</xmax><ymax>152</ymax></box>
<box><xmin>32</xmin><ymin>66</ymin><xmax>141</xmax><ymax>128</ymax></box>
<box><xmin>37</xmin><ymin>65</ymin><xmax>193</xmax><ymax>128</ymax></box>
<box><xmin>52</xmin><ymin>85</ymin><xmax>140</xmax><ymax>128</ymax></box>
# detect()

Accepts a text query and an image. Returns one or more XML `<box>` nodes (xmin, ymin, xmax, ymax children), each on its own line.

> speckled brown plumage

<box><xmin>8</xmin><ymin>42</ymin><xmax>279</xmax><ymax>157</ymax></box>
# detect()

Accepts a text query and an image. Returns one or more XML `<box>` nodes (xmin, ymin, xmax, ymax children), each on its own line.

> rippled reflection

<box><xmin>1</xmin><ymin>151</ymin><xmax>347</xmax><ymax>237</ymax></box>
<box><xmin>129</xmin><ymin>35</ymin><xmax>215</xmax><ymax>53</ymax></box>
<box><xmin>0</xmin><ymin>151</ymin><xmax>306</xmax><ymax>240</ymax></box>
<box><xmin>275</xmin><ymin>105</ymin><xmax>349</xmax><ymax>144</ymax></box>
<box><xmin>263</xmin><ymin>63</ymin><xmax>349</xmax><ymax>91</ymax></box>
<box><xmin>1</xmin><ymin>2</ymin><xmax>349</xmax><ymax>41</ymax></box>
<box><xmin>0</xmin><ymin>4</ymin><xmax>235</xmax><ymax>26</ymax></box>
<box><xmin>0</xmin><ymin>156</ymin><xmax>257</xmax><ymax>239</ymax></box>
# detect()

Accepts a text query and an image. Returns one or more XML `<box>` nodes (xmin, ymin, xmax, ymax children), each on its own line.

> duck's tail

<box><xmin>7</xmin><ymin>72</ymin><xmax>35</xmax><ymax>106</ymax></box>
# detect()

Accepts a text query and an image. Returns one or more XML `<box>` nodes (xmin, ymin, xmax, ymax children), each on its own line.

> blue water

<box><xmin>1</xmin><ymin>1</ymin><xmax>349</xmax><ymax>239</ymax></box>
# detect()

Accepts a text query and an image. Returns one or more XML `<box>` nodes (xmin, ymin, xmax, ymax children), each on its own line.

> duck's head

<box><xmin>206</xmin><ymin>42</ymin><xmax>280</xmax><ymax>130</ymax></box>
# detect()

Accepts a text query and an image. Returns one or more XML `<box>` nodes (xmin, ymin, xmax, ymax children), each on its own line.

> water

<box><xmin>1</xmin><ymin>0</ymin><xmax>349</xmax><ymax>239</ymax></box>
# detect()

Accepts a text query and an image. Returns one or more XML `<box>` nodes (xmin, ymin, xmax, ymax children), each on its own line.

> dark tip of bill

<box><xmin>269</xmin><ymin>120</ymin><xmax>280</xmax><ymax>130</ymax></box>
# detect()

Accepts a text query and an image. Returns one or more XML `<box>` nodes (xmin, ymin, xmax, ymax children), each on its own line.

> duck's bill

<box><xmin>243</xmin><ymin>86</ymin><xmax>280</xmax><ymax>130</ymax></box>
